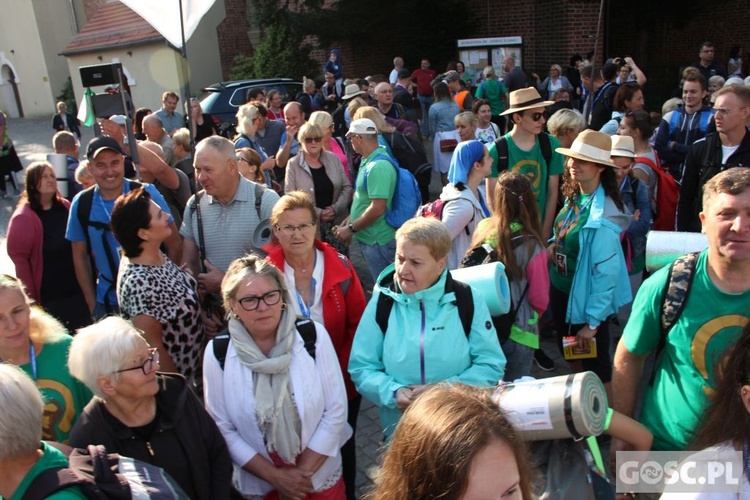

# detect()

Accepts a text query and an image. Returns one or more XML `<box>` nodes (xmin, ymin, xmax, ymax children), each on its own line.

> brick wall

<box><xmin>216</xmin><ymin>0</ymin><xmax>253</xmax><ymax>80</ymax></box>
<box><xmin>608</xmin><ymin>0</ymin><xmax>750</xmax><ymax>103</ymax></box>
<box><xmin>82</xmin><ymin>0</ymin><xmax>104</xmax><ymax>19</ymax></box>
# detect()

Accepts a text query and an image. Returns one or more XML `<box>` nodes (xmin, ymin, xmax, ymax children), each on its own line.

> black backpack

<box><xmin>212</xmin><ymin>317</ymin><xmax>318</xmax><ymax>370</ymax></box>
<box><xmin>76</xmin><ymin>181</ymin><xmax>143</xmax><ymax>311</ymax></box>
<box><xmin>493</xmin><ymin>133</ymin><xmax>553</xmax><ymax>172</ymax></box>
<box><xmin>374</xmin><ymin>269</ymin><xmax>474</xmax><ymax>339</ymax></box>
<box><xmin>23</xmin><ymin>443</ymin><xmax>187</xmax><ymax>500</ymax></box>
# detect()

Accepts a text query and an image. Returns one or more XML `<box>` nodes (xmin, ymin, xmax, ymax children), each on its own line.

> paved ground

<box><xmin>5</xmin><ymin>117</ymin><xmax>614</xmax><ymax>498</ymax></box>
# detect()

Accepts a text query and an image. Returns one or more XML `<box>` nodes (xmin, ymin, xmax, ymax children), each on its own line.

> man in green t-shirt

<box><xmin>612</xmin><ymin>168</ymin><xmax>750</xmax><ymax>453</ymax></box>
<box><xmin>335</xmin><ymin>119</ymin><xmax>397</xmax><ymax>281</ymax></box>
<box><xmin>485</xmin><ymin>87</ymin><xmax>564</xmax><ymax>240</ymax></box>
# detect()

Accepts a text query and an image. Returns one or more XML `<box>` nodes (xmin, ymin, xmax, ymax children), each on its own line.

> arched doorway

<box><xmin>0</xmin><ymin>64</ymin><xmax>22</xmax><ymax>118</ymax></box>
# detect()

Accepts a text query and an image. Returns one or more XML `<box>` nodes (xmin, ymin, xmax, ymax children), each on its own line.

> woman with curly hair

<box><xmin>550</xmin><ymin>130</ymin><xmax>632</xmax><ymax>398</ymax></box>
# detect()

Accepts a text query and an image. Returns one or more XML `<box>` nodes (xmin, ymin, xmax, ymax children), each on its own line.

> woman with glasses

<box><xmin>534</xmin><ymin>64</ymin><xmax>574</xmax><ymax>101</ymax></box>
<box><xmin>68</xmin><ymin>316</ymin><xmax>232</xmax><ymax>499</ymax></box>
<box><xmin>308</xmin><ymin>111</ymin><xmax>351</xmax><ymax>184</ymax></box>
<box><xmin>111</xmin><ymin>188</ymin><xmax>204</xmax><ymax>381</ymax></box>
<box><xmin>0</xmin><ymin>274</ymin><xmax>92</xmax><ymax>444</ymax></box>
<box><xmin>285</xmin><ymin>122</ymin><xmax>352</xmax><ymax>255</ymax></box>
<box><xmin>203</xmin><ymin>254</ymin><xmax>350</xmax><ymax>499</ymax></box>
<box><xmin>265</xmin><ymin>191</ymin><xmax>366</xmax><ymax>500</ymax></box>
<box><xmin>7</xmin><ymin>161</ymin><xmax>90</xmax><ymax>331</ymax></box>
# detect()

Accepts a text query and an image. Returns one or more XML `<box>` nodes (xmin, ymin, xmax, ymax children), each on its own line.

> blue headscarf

<box><xmin>448</xmin><ymin>140</ymin><xmax>486</xmax><ymax>186</ymax></box>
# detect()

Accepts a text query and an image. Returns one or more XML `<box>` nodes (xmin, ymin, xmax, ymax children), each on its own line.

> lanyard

<box><xmin>556</xmin><ymin>194</ymin><xmax>595</xmax><ymax>248</ymax></box>
<box><xmin>592</xmin><ymin>82</ymin><xmax>613</xmax><ymax>108</ymax></box>
<box><xmin>0</xmin><ymin>340</ymin><xmax>37</xmax><ymax>380</ymax></box>
<box><xmin>294</xmin><ymin>252</ymin><xmax>318</xmax><ymax>319</ymax></box>
<box><xmin>95</xmin><ymin>188</ymin><xmax>114</xmax><ymax>223</ymax></box>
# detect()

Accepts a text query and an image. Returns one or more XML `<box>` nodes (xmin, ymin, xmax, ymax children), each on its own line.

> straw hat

<box><xmin>610</xmin><ymin>135</ymin><xmax>636</xmax><ymax>158</ymax></box>
<box><xmin>500</xmin><ymin>87</ymin><xmax>554</xmax><ymax>116</ymax></box>
<box><xmin>555</xmin><ymin>130</ymin><xmax>612</xmax><ymax>167</ymax></box>
<box><xmin>342</xmin><ymin>83</ymin><xmax>365</xmax><ymax>100</ymax></box>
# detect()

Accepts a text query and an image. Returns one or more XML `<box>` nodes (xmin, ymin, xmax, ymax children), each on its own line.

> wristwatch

<box><xmin>588</xmin><ymin>324</ymin><xmax>599</xmax><ymax>332</ymax></box>
<box><xmin>348</xmin><ymin>223</ymin><xmax>358</xmax><ymax>233</ymax></box>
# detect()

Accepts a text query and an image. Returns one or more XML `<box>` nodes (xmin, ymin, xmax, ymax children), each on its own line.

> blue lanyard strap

<box><xmin>29</xmin><ymin>341</ymin><xmax>37</xmax><ymax>380</ymax></box>
<box><xmin>294</xmin><ymin>252</ymin><xmax>318</xmax><ymax>319</ymax></box>
<box><xmin>0</xmin><ymin>340</ymin><xmax>37</xmax><ymax>380</ymax></box>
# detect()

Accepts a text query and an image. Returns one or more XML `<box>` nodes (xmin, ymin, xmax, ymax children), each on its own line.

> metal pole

<box><xmin>178</xmin><ymin>0</ymin><xmax>196</xmax><ymax>156</ymax></box>
<box><xmin>584</xmin><ymin>0</ymin><xmax>607</xmax><ymax>125</ymax></box>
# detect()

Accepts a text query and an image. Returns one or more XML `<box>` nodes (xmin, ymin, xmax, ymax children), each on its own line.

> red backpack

<box><xmin>635</xmin><ymin>153</ymin><xmax>678</xmax><ymax>231</ymax></box>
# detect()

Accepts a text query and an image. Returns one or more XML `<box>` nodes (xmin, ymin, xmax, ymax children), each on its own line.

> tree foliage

<box><xmin>300</xmin><ymin>0</ymin><xmax>479</xmax><ymax>71</ymax></box>
<box><xmin>248</xmin><ymin>20</ymin><xmax>318</xmax><ymax>80</ymax></box>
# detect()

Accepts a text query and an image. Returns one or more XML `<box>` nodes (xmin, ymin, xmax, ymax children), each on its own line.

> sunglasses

<box><xmin>528</xmin><ymin>112</ymin><xmax>545</xmax><ymax>122</ymax></box>
<box><xmin>304</xmin><ymin>136</ymin><xmax>323</xmax><ymax>144</ymax></box>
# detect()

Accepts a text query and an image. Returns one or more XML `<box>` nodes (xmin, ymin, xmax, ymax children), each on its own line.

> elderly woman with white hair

<box><xmin>67</xmin><ymin>316</ymin><xmax>232</xmax><ymax>499</ymax></box>
<box><xmin>535</xmin><ymin>64</ymin><xmax>574</xmax><ymax>101</ymax></box>
<box><xmin>203</xmin><ymin>254</ymin><xmax>350</xmax><ymax>499</ymax></box>
<box><xmin>234</xmin><ymin>103</ymin><xmax>278</xmax><ymax>187</ymax></box>
<box><xmin>0</xmin><ymin>364</ymin><xmax>87</xmax><ymax>499</ymax></box>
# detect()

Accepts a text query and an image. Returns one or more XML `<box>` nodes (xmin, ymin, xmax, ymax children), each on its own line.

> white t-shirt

<box><xmin>722</xmin><ymin>144</ymin><xmax>740</xmax><ymax>164</ymax></box>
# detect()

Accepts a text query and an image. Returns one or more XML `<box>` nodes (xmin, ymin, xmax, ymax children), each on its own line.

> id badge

<box><xmin>555</xmin><ymin>251</ymin><xmax>568</xmax><ymax>276</ymax></box>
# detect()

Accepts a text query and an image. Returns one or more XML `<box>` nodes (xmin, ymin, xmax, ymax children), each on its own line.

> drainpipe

<box><xmin>68</xmin><ymin>0</ymin><xmax>79</xmax><ymax>32</ymax></box>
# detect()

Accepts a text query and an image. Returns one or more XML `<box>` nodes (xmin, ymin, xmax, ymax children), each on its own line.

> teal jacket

<box><xmin>566</xmin><ymin>184</ymin><xmax>633</xmax><ymax>327</ymax></box>
<box><xmin>348</xmin><ymin>265</ymin><xmax>505</xmax><ymax>438</ymax></box>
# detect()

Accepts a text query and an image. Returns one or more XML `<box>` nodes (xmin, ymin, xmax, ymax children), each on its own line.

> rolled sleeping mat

<box><xmin>450</xmin><ymin>262</ymin><xmax>510</xmax><ymax>316</ymax></box>
<box><xmin>646</xmin><ymin>230</ymin><xmax>708</xmax><ymax>272</ymax></box>
<box><xmin>47</xmin><ymin>153</ymin><xmax>69</xmax><ymax>199</ymax></box>
<box><xmin>492</xmin><ymin>371</ymin><xmax>608</xmax><ymax>441</ymax></box>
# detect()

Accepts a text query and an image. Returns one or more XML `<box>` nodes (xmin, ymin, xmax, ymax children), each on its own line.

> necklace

<box><xmin>292</xmin><ymin>250</ymin><xmax>317</xmax><ymax>274</ymax></box>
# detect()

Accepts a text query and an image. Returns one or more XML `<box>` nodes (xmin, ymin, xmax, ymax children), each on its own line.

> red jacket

<box><xmin>266</xmin><ymin>240</ymin><xmax>366</xmax><ymax>398</ymax></box>
<box><xmin>7</xmin><ymin>199</ymin><xmax>71</xmax><ymax>302</ymax></box>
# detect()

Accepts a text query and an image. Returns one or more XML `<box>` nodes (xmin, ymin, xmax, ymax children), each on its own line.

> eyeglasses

<box><xmin>237</xmin><ymin>289</ymin><xmax>282</xmax><ymax>311</ymax></box>
<box><xmin>303</xmin><ymin>136</ymin><xmax>323</xmax><ymax>144</ymax></box>
<box><xmin>714</xmin><ymin>107</ymin><xmax>748</xmax><ymax>117</ymax></box>
<box><xmin>115</xmin><ymin>348</ymin><xmax>159</xmax><ymax>376</ymax></box>
<box><xmin>528</xmin><ymin>112</ymin><xmax>545</xmax><ymax>122</ymax></box>
<box><xmin>274</xmin><ymin>222</ymin><xmax>316</xmax><ymax>236</ymax></box>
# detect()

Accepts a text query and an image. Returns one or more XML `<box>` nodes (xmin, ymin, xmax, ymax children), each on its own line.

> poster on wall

<box><xmin>457</xmin><ymin>36</ymin><xmax>523</xmax><ymax>86</ymax></box>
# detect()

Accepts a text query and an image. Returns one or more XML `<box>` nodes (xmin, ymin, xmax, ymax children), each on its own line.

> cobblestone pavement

<box><xmin>5</xmin><ymin>118</ymin><xmax>618</xmax><ymax>498</ymax></box>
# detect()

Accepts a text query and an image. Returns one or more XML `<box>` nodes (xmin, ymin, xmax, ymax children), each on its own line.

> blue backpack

<box><xmin>362</xmin><ymin>153</ymin><xmax>421</xmax><ymax>229</ymax></box>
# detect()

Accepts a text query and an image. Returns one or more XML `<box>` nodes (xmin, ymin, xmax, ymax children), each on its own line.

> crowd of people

<box><xmin>1</xmin><ymin>40</ymin><xmax>750</xmax><ymax>499</ymax></box>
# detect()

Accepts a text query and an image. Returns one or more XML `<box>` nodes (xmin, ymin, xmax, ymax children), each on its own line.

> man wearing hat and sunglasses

<box><xmin>485</xmin><ymin>87</ymin><xmax>565</xmax><ymax>241</ymax></box>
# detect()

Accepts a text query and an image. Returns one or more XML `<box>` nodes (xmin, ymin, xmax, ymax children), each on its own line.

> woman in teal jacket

<box><xmin>348</xmin><ymin>217</ymin><xmax>505</xmax><ymax>440</ymax></box>
<box><xmin>550</xmin><ymin>130</ymin><xmax>632</xmax><ymax>396</ymax></box>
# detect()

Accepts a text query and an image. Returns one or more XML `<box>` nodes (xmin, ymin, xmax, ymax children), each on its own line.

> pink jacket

<box><xmin>7</xmin><ymin>200</ymin><xmax>71</xmax><ymax>302</ymax></box>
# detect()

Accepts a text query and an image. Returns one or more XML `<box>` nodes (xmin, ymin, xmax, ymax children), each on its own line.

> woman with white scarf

<box><xmin>203</xmin><ymin>254</ymin><xmax>350</xmax><ymax>500</ymax></box>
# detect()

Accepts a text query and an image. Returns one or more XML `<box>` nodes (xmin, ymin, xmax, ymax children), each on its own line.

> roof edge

<box><xmin>60</xmin><ymin>36</ymin><xmax>166</xmax><ymax>57</ymax></box>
